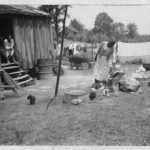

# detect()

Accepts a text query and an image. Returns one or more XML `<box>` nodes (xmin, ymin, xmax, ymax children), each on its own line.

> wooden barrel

<box><xmin>37</xmin><ymin>59</ymin><xmax>52</xmax><ymax>80</ymax></box>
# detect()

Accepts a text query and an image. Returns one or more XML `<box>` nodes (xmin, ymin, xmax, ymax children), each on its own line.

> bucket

<box><xmin>88</xmin><ymin>62</ymin><xmax>95</xmax><ymax>69</ymax></box>
<box><xmin>37</xmin><ymin>59</ymin><xmax>52</xmax><ymax>80</ymax></box>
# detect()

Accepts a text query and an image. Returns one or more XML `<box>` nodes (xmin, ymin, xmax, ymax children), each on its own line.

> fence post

<box><xmin>92</xmin><ymin>42</ymin><xmax>93</xmax><ymax>62</ymax></box>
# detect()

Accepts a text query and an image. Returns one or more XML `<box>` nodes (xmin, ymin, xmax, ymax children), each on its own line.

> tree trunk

<box><xmin>54</xmin><ymin>5</ymin><xmax>68</xmax><ymax>96</ymax></box>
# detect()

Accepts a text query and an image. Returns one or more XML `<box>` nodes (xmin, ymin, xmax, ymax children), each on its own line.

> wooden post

<box><xmin>92</xmin><ymin>42</ymin><xmax>93</xmax><ymax>62</ymax></box>
<box><xmin>54</xmin><ymin>5</ymin><xmax>68</xmax><ymax>97</ymax></box>
<box><xmin>0</xmin><ymin>55</ymin><xmax>2</xmax><ymax>84</ymax></box>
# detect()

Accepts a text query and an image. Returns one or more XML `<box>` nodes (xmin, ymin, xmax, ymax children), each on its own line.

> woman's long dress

<box><xmin>94</xmin><ymin>55</ymin><xmax>111</xmax><ymax>81</ymax></box>
<box><xmin>94</xmin><ymin>42</ymin><xmax>115</xmax><ymax>81</ymax></box>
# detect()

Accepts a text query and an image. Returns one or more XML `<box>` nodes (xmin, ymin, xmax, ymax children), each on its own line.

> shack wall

<box><xmin>12</xmin><ymin>16</ymin><xmax>54</xmax><ymax>69</ymax></box>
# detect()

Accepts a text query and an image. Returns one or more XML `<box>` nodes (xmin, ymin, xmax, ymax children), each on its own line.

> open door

<box><xmin>0</xmin><ymin>17</ymin><xmax>13</xmax><ymax>63</ymax></box>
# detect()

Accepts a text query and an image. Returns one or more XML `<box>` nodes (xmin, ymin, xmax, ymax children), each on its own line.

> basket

<box><xmin>64</xmin><ymin>89</ymin><xmax>86</xmax><ymax>102</ymax></box>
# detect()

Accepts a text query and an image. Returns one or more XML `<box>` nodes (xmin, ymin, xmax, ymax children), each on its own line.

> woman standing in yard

<box><xmin>94</xmin><ymin>40</ymin><xmax>118</xmax><ymax>84</ymax></box>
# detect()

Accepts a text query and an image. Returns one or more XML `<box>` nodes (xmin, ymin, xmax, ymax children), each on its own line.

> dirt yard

<box><xmin>1</xmin><ymin>64</ymin><xmax>150</xmax><ymax>145</ymax></box>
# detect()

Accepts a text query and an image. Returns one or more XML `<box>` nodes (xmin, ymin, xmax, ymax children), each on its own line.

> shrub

<box><xmin>125</xmin><ymin>58</ymin><xmax>142</xmax><ymax>65</ymax></box>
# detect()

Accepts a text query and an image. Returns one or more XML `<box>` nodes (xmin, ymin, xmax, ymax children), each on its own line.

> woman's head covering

<box><xmin>95</xmin><ymin>41</ymin><xmax>117</xmax><ymax>61</ymax></box>
<box><xmin>107</xmin><ymin>41</ymin><xmax>116</xmax><ymax>48</ymax></box>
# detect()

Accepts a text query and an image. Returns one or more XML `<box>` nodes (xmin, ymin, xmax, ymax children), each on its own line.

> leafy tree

<box><xmin>69</xmin><ymin>19</ymin><xmax>84</xmax><ymax>32</ymax></box>
<box><xmin>112</xmin><ymin>22</ymin><xmax>125</xmax><ymax>41</ymax></box>
<box><xmin>86</xmin><ymin>30</ymin><xmax>94</xmax><ymax>43</ymax></box>
<box><xmin>94</xmin><ymin>12</ymin><xmax>113</xmax><ymax>40</ymax></box>
<box><xmin>65</xmin><ymin>19</ymin><xmax>85</xmax><ymax>42</ymax></box>
<box><xmin>85</xmin><ymin>29</ymin><xmax>99</xmax><ymax>43</ymax></box>
<box><xmin>38</xmin><ymin>5</ymin><xmax>69</xmax><ymax>43</ymax></box>
<box><xmin>126</xmin><ymin>23</ymin><xmax>138</xmax><ymax>39</ymax></box>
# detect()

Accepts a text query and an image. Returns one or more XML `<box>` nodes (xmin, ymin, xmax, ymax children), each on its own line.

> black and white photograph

<box><xmin>0</xmin><ymin>0</ymin><xmax>150</xmax><ymax>147</ymax></box>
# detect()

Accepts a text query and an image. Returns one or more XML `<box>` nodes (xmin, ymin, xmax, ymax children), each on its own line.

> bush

<box><xmin>125</xmin><ymin>58</ymin><xmax>142</xmax><ymax>65</ymax></box>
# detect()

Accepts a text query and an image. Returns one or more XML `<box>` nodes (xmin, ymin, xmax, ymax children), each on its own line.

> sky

<box><xmin>66</xmin><ymin>5</ymin><xmax>150</xmax><ymax>35</ymax></box>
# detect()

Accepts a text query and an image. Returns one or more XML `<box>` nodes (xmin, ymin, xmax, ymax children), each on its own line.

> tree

<box><xmin>94</xmin><ymin>12</ymin><xmax>113</xmax><ymax>40</ymax></box>
<box><xmin>69</xmin><ymin>19</ymin><xmax>84</xmax><ymax>32</ymax></box>
<box><xmin>126</xmin><ymin>23</ymin><xmax>138</xmax><ymax>39</ymax></box>
<box><xmin>67</xmin><ymin>19</ymin><xmax>86</xmax><ymax>42</ymax></box>
<box><xmin>112</xmin><ymin>22</ymin><xmax>125</xmax><ymax>41</ymax></box>
<box><xmin>86</xmin><ymin>30</ymin><xmax>94</xmax><ymax>43</ymax></box>
<box><xmin>38</xmin><ymin>5</ymin><xmax>69</xmax><ymax>44</ymax></box>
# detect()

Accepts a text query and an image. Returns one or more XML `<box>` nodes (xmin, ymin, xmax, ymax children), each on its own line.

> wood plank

<box><xmin>1</xmin><ymin>63</ymin><xmax>16</xmax><ymax>67</ymax></box>
<box><xmin>29</xmin><ymin>19</ymin><xmax>35</xmax><ymax>67</ymax></box>
<box><xmin>34</xmin><ymin>19</ymin><xmax>41</xmax><ymax>60</ymax></box>
<box><xmin>3</xmin><ymin>66</ymin><xmax>20</xmax><ymax>70</ymax></box>
<box><xmin>0</xmin><ymin>69</ymin><xmax>20</xmax><ymax>96</ymax></box>
<box><xmin>3</xmin><ymin>70</ymin><xmax>21</xmax><ymax>90</ymax></box>
<box><xmin>9</xmin><ymin>70</ymin><xmax>25</xmax><ymax>75</ymax></box>
<box><xmin>13</xmin><ymin>18</ymin><xmax>23</xmax><ymax>67</ymax></box>
<box><xmin>39</xmin><ymin>20</ymin><xmax>43</xmax><ymax>59</ymax></box>
<box><xmin>25</xmin><ymin>18</ymin><xmax>33</xmax><ymax>69</ymax></box>
<box><xmin>21</xmin><ymin>18</ymin><xmax>27</xmax><ymax>69</ymax></box>
<box><xmin>14</xmin><ymin>74</ymin><xmax>29</xmax><ymax>81</ymax></box>
<box><xmin>18</xmin><ymin>78</ymin><xmax>33</xmax><ymax>85</ymax></box>
<box><xmin>0</xmin><ymin>85</ymin><xmax>15</xmax><ymax>88</ymax></box>
<box><xmin>50</xmin><ymin>23</ymin><xmax>54</xmax><ymax>54</ymax></box>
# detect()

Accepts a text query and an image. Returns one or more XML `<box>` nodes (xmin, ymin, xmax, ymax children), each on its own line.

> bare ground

<box><xmin>1</xmin><ymin>64</ymin><xmax>150</xmax><ymax>145</ymax></box>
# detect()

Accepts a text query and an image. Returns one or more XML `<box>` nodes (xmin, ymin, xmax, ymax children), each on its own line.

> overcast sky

<box><xmin>31</xmin><ymin>1</ymin><xmax>150</xmax><ymax>35</ymax></box>
<box><xmin>66</xmin><ymin>5</ymin><xmax>150</xmax><ymax>35</ymax></box>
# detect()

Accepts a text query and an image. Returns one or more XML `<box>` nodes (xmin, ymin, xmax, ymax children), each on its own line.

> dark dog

<box><xmin>27</xmin><ymin>94</ymin><xmax>36</xmax><ymax>105</ymax></box>
<box><xmin>89</xmin><ymin>90</ymin><xmax>96</xmax><ymax>100</ymax></box>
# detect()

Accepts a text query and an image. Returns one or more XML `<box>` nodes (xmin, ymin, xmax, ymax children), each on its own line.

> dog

<box><xmin>27</xmin><ymin>94</ymin><xmax>36</xmax><ymax>105</ymax></box>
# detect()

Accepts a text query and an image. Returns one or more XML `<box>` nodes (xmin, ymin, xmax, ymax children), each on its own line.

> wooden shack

<box><xmin>0</xmin><ymin>5</ymin><xmax>54</xmax><ymax>70</ymax></box>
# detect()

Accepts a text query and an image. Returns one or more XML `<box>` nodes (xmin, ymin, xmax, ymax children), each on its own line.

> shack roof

<box><xmin>0</xmin><ymin>5</ymin><xmax>51</xmax><ymax>17</ymax></box>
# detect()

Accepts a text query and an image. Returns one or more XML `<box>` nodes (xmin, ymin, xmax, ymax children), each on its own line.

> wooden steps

<box><xmin>18</xmin><ymin>78</ymin><xmax>33</xmax><ymax>86</ymax></box>
<box><xmin>0</xmin><ymin>70</ymin><xmax>21</xmax><ymax>96</ymax></box>
<box><xmin>1</xmin><ymin>62</ymin><xmax>33</xmax><ymax>87</ymax></box>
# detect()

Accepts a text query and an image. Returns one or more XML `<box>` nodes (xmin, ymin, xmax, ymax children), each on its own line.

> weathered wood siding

<box><xmin>12</xmin><ymin>17</ymin><xmax>53</xmax><ymax>69</ymax></box>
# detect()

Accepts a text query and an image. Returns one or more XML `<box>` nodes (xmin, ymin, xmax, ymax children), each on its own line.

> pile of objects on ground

<box><xmin>131</xmin><ymin>65</ymin><xmax>150</xmax><ymax>80</ymax></box>
<box><xmin>89</xmin><ymin>64</ymin><xmax>150</xmax><ymax>101</ymax></box>
<box><xmin>63</xmin><ymin>63</ymin><xmax>150</xmax><ymax>105</ymax></box>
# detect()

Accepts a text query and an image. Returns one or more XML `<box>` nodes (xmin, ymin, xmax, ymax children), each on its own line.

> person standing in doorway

<box><xmin>4</xmin><ymin>35</ymin><xmax>14</xmax><ymax>63</ymax></box>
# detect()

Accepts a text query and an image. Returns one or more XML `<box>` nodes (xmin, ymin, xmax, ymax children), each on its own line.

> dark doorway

<box><xmin>0</xmin><ymin>17</ymin><xmax>13</xmax><ymax>63</ymax></box>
